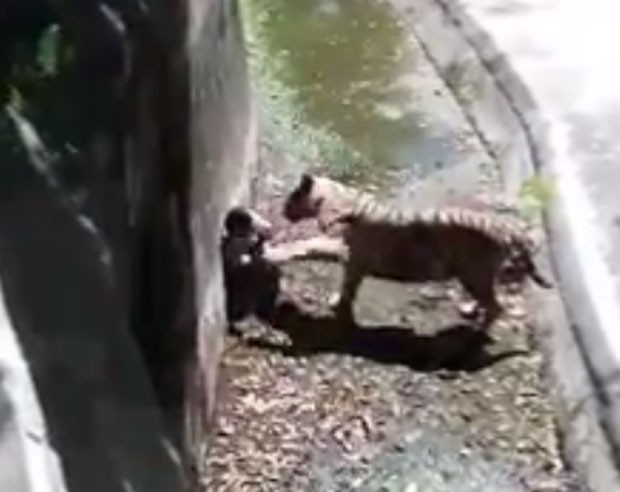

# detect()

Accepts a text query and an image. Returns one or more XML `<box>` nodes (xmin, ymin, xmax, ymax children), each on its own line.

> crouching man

<box><xmin>220</xmin><ymin>207</ymin><xmax>281</xmax><ymax>325</ymax></box>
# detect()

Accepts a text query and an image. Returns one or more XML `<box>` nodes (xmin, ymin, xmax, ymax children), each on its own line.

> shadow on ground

<box><xmin>241</xmin><ymin>301</ymin><xmax>528</xmax><ymax>372</ymax></box>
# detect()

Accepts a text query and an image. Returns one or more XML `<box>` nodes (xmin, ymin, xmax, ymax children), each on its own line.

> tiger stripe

<box><xmin>283</xmin><ymin>173</ymin><xmax>552</xmax><ymax>332</ymax></box>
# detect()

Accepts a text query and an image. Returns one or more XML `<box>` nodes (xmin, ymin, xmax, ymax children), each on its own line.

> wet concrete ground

<box><xmin>203</xmin><ymin>159</ymin><xmax>582</xmax><ymax>491</ymax></box>
<box><xmin>243</xmin><ymin>0</ymin><xmax>500</xmax><ymax>197</ymax></box>
<box><xmin>202</xmin><ymin>0</ymin><xmax>585</xmax><ymax>490</ymax></box>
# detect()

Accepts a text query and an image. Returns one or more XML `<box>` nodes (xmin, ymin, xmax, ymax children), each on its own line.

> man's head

<box><xmin>222</xmin><ymin>207</ymin><xmax>273</xmax><ymax>268</ymax></box>
<box><xmin>224</xmin><ymin>206</ymin><xmax>273</xmax><ymax>239</ymax></box>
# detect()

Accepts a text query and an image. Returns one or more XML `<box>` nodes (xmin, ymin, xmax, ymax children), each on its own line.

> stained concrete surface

<box><xmin>387</xmin><ymin>0</ymin><xmax>620</xmax><ymax>489</ymax></box>
<box><xmin>243</xmin><ymin>0</ymin><xmax>501</xmax><ymax>195</ymax></box>
<box><xmin>204</xmin><ymin>0</ymin><xmax>584</xmax><ymax>489</ymax></box>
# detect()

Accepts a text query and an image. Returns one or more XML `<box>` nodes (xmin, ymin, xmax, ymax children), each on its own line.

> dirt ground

<box><xmin>201</xmin><ymin>145</ymin><xmax>586</xmax><ymax>491</ymax></box>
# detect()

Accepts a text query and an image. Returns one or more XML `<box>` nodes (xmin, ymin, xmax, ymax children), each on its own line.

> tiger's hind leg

<box><xmin>334</xmin><ymin>262</ymin><xmax>364</xmax><ymax>331</ymax></box>
<box><xmin>458</xmin><ymin>263</ymin><xmax>502</xmax><ymax>331</ymax></box>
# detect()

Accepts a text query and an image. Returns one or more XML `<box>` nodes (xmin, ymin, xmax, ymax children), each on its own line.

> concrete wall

<box><xmin>0</xmin><ymin>0</ymin><xmax>256</xmax><ymax>490</ymax></box>
<box><xmin>186</xmin><ymin>0</ymin><xmax>258</xmax><ymax>472</ymax></box>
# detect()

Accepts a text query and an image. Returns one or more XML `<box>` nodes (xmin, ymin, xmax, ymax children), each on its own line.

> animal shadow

<box><xmin>249</xmin><ymin>301</ymin><xmax>528</xmax><ymax>372</ymax></box>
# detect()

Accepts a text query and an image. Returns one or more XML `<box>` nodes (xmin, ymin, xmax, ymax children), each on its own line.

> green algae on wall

<box><xmin>242</xmin><ymin>0</ymin><xmax>427</xmax><ymax>184</ymax></box>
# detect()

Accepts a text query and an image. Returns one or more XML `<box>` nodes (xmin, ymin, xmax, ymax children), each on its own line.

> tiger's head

<box><xmin>283</xmin><ymin>174</ymin><xmax>323</xmax><ymax>222</ymax></box>
<box><xmin>283</xmin><ymin>173</ymin><xmax>358</xmax><ymax>226</ymax></box>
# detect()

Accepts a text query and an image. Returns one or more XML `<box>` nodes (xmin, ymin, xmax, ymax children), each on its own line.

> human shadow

<box><xmin>245</xmin><ymin>301</ymin><xmax>528</xmax><ymax>372</ymax></box>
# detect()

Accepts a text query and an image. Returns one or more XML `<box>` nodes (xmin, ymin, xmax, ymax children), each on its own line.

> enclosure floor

<box><xmin>202</xmin><ymin>147</ymin><xmax>582</xmax><ymax>492</ymax></box>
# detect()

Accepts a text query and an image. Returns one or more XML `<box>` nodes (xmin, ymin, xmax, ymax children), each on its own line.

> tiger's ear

<box><xmin>299</xmin><ymin>173</ymin><xmax>314</xmax><ymax>194</ymax></box>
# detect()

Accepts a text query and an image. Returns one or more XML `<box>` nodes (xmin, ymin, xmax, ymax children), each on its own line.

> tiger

<box><xmin>283</xmin><ymin>173</ymin><xmax>552</xmax><ymax>330</ymax></box>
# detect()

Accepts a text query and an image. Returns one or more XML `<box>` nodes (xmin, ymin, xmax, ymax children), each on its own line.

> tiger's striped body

<box><xmin>283</xmin><ymin>174</ymin><xmax>552</xmax><ymax>330</ymax></box>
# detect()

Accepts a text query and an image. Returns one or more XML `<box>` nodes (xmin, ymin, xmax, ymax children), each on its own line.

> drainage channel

<box><xmin>202</xmin><ymin>0</ymin><xmax>585</xmax><ymax>490</ymax></box>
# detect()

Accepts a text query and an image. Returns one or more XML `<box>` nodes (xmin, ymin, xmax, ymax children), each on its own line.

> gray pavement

<box><xmin>208</xmin><ymin>0</ymin><xmax>582</xmax><ymax>489</ymax></box>
<box><xmin>388</xmin><ymin>0</ymin><xmax>620</xmax><ymax>490</ymax></box>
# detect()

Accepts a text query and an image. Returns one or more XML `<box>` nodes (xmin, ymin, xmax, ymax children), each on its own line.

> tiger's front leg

<box><xmin>334</xmin><ymin>262</ymin><xmax>363</xmax><ymax>330</ymax></box>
